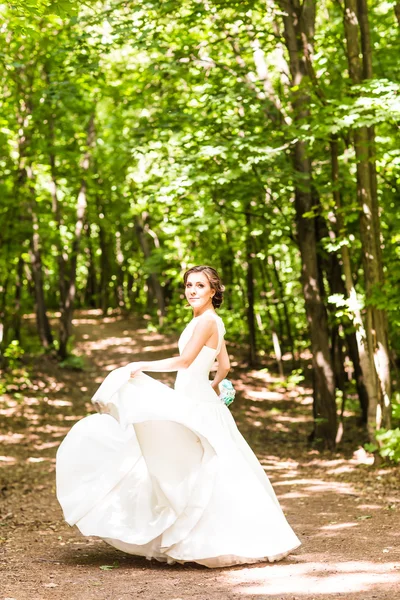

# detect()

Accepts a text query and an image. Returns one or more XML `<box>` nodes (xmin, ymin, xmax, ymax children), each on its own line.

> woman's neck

<box><xmin>193</xmin><ymin>305</ymin><xmax>215</xmax><ymax>318</ymax></box>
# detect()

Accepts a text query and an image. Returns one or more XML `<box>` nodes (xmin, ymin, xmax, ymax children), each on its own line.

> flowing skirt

<box><xmin>56</xmin><ymin>373</ymin><xmax>301</xmax><ymax>568</ymax></box>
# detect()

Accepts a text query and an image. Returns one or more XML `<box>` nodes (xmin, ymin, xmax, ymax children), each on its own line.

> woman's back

<box><xmin>174</xmin><ymin>310</ymin><xmax>225</xmax><ymax>401</ymax></box>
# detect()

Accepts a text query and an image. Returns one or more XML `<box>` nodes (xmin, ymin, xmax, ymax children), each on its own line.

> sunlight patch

<box><xmin>224</xmin><ymin>560</ymin><xmax>400</xmax><ymax>595</ymax></box>
<box><xmin>0</xmin><ymin>455</ymin><xmax>17</xmax><ymax>464</ymax></box>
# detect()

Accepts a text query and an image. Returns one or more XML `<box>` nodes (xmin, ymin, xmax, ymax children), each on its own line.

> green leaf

<box><xmin>99</xmin><ymin>562</ymin><xmax>119</xmax><ymax>570</ymax></box>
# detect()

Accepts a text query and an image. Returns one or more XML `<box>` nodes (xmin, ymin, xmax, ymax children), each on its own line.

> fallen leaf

<box><xmin>99</xmin><ymin>564</ymin><xmax>119</xmax><ymax>570</ymax></box>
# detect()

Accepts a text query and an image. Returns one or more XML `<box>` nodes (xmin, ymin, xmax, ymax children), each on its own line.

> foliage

<box><xmin>6</xmin><ymin>0</ymin><xmax>86</xmax><ymax>17</ymax></box>
<box><xmin>3</xmin><ymin>340</ymin><xmax>25</xmax><ymax>369</ymax></box>
<box><xmin>59</xmin><ymin>354</ymin><xmax>87</xmax><ymax>371</ymax></box>
<box><xmin>1</xmin><ymin>0</ymin><xmax>400</xmax><ymax>447</ymax></box>
<box><xmin>365</xmin><ymin>395</ymin><xmax>400</xmax><ymax>464</ymax></box>
<box><xmin>99</xmin><ymin>562</ymin><xmax>119</xmax><ymax>570</ymax></box>
<box><xmin>366</xmin><ymin>429</ymin><xmax>400</xmax><ymax>465</ymax></box>
<box><xmin>0</xmin><ymin>341</ymin><xmax>32</xmax><ymax>394</ymax></box>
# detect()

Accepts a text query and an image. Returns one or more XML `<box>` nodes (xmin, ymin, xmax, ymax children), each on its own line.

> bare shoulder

<box><xmin>193</xmin><ymin>313</ymin><xmax>218</xmax><ymax>333</ymax></box>
<box><xmin>202</xmin><ymin>311</ymin><xmax>218</xmax><ymax>322</ymax></box>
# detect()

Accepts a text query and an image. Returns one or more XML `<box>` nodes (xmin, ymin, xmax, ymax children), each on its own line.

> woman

<box><xmin>56</xmin><ymin>265</ymin><xmax>301</xmax><ymax>568</ymax></box>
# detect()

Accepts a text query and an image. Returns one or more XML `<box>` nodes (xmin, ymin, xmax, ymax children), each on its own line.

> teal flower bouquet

<box><xmin>219</xmin><ymin>379</ymin><xmax>236</xmax><ymax>407</ymax></box>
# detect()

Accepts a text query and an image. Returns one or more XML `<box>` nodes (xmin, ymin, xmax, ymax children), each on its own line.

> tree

<box><xmin>343</xmin><ymin>0</ymin><xmax>392</xmax><ymax>438</ymax></box>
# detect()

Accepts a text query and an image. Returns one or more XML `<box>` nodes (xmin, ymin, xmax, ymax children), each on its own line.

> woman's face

<box><xmin>185</xmin><ymin>271</ymin><xmax>214</xmax><ymax>311</ymax></box>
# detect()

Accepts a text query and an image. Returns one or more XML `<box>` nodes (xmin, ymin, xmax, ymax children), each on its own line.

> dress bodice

<box><xmin>174</xmin><ymin>310</ymin><xmax>226</xmax><ymax>401</ymax></box>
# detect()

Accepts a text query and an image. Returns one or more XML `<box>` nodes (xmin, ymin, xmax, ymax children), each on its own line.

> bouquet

<box><xmin>218</xmin><ymin>379</ymin><xmax>236</xmax><ymax>407</ymax></box>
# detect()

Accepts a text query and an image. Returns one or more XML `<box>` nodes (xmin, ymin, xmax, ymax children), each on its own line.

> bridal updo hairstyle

<box><xmin>183</xmin><ymin>265</ymin><xmax>225</xmax><ymax>309</ymax></box>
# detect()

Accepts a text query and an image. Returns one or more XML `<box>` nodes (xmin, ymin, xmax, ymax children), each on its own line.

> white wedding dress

<box><xmin>56</xmin><ymin>310</ymin><xmax>301</xmax><ymax>568</ymax></box>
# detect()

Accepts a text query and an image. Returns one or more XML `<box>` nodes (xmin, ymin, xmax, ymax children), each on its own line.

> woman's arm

<box><xmin>129</xmin><ymin>317</ymin><xmax>217</xmax><ymax>376</ymax></box>
<box><xmin>211</xmin><ymin>340</ymin><xmax>230</xmax><ymax>393</ymax></box>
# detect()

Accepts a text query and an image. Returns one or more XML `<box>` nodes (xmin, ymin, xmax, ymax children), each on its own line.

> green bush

<box><xmin>59</xmin><ymin>354</ymin><xmax>87</xmax><ymax>371</ymax></box>
<box><xmin>1</xmin><ymin>340</ymin><xmax>32</xmax><ymax>393</ymax></box>
<box><xmin>375</xmin><ymin>428</ymin><xmax>400</xmax><ymax>463</ymax></box>
<box><xmin>3</xmin><ymin>340</ymin><xmax>24</xmax><ymax>369</ymax></box>
<box><xmin>365</xmin><ymin>398</ymin><xmax>400</xmax><ymax>463</ymax></box>
<box><xmin>392</xmin><ymin>393</ymin><xmax>400</xmax><ymax>422</ymax></box>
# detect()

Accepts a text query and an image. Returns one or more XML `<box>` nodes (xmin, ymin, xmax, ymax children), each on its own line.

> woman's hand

<box><xmin>129</xmin><ymin>362</ymin><xmax>145</xmax><ymax>378</ymax></box>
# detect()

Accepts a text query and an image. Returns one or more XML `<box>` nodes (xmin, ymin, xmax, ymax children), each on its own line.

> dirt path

<box><xmin>1</xmin><ymin>310</ymin><xmax>399</xmax><ymax>600</ymax></box>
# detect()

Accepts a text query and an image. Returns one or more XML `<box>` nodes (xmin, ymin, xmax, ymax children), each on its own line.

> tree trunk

<box><xmin>331</xmin><ymin>323</ymin><xmax>346</xmax><ymax>444</ymax></box>
<box><xmin>47</xmin><ymin>98</ymin><xmax>67</xmax><ymax>309</ymax></box>
<box><xmin>257</xmin><ymin>249</ymin><xmax>286</xmax><ymax>372</ymax></box>
<box><xmin>220</xmin><ymin>223</ymin><xmax>235</xmax><ymax>311</ymax></box>
<box><xmin>245</xmin><ymin>210</ymin><xmax>257</xmax><ymax>366</ymax></box>
<box><xmin>357</xmin><ymin>0</ymin><xmax>391</xmax><ymax>417</ymax></box>
<box><xmin>343</xmin><ymin>0</ymin><xmax>391</xmax><ymax>435</ymax></box>
<box><xmin>84</xmin><ymin>221</ymin><xmax>98</xmax><ymax>308</ymax></box>
<box><xmin>314</xmin><ymin>175</ymin><xmax>370</xmax><ymax>425</ymax></box>
<box><xmin>395</xmin><ymin>2</ymin><xmax>400</xmax><ymax>26</ymax></box>
<box><xmin>0</xmin><ymin>273</ymin><xmax>11</xmax><ymax>359</ymax></box>
<box><xmin>96</xmin><ymin>211</ymin><xmax>112</xmax><ymax>314</ymax></box>
<box><xmin>271</xmin><ymin>254</ymin><xmax>296</xmax><ymax>362</ymax></box>
<box><xmin>59</xmin><ymin>115</ymin><xmax>95</xmax><ymax>359</ymax></box>
<box><xmin>330</xmin><ymin>138</ymin><xmax>369</xmax><ymax>423</ymax></box>
<box><xmin>15</xmin><ymin>70</ymin><xmax>53</xmax><ymax>349</ymax></box>
<box><xmin>29</xmin><ymin>206</ymin><xmax>54</xmax><ymax>348</ymax></box>
<box><xmin>330</xmin><ymin>248</ymin><xmax>369</xmax><ymax>424</ymax></box>
<box><xmin>134</xmin><ymin>212</ymin><xmax>165</xmax><ymax>325</ymax></box>
<box><xmin>357</xmin><ymin>0</ymin><xmax>384</xmax><ymax>279</ymax></box>
<box><xmin>279</xmin><ymin>0</ymin><xmax>337</xmax><ymax>448</ymax></box>
<box><xmin>12</xmin><ymin>256</ymin><xmax>24</xmax><ymax>342</ymax></box>
<box><xmin>115</xmin><ymin>230</ymin><xmax>126</xmax><ymax>309</ymax></box>
<box><xmin>265</xmin><ymin>256</ymin><xmax>285</xmax><ymax>344</ymax></box>
<box><xmin>126</xmin><ymin>272</ymin><xmax>135</xmax><ymax>310</ymax></box>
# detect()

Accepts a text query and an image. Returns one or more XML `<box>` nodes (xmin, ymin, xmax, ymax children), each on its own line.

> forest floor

<box><xmin>1</xmin><ymin>310</ymin><xmax>400</xmax><ymax>600</ymax></box>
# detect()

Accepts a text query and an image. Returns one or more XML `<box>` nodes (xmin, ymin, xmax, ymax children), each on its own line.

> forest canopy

<box><xmin>1</xmin><ymin>0</ymin><xmax>400</xmax><ymax>453</ymax></box>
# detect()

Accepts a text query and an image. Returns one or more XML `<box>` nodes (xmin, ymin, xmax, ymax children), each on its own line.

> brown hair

<box><xmin>183</xmin><ymin>265</ymin><xmax>225</xmax><ymax>309</ymax></box>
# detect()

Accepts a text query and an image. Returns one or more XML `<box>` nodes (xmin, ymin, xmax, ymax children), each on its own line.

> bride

<box><xmin>56</xmin><ymin>265</ymin><xmax>301</xmax><ymax>568</ymax></box>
